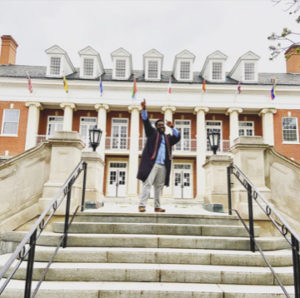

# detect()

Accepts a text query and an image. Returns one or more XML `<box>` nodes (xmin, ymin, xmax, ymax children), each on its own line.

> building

<box><xmin>1</xmin><ymin>35</ymin><xmax>300</xmax><ymax>200</ymax></box>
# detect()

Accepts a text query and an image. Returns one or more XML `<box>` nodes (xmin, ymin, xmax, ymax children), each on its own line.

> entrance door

<box><xmin>173</xmin><ymin>163</ymin><xmax>193</xmax><ymax>199</ymax></box>
<box><xmin>107</xmin><ymin>162</ymin><xmax>127</xmax><ymax>197</ymax></box>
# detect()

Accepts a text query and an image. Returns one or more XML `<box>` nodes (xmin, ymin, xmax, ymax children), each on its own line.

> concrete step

<box><xmin>74</xmin><ymin>212</ymin><xmax>240</xmax><ymax>225</ymax></box>
<box><xmin>33</xmin><ymin>246</ymin><xmax>292</xmax><ymax>267</ymax></box>
<box><xmin>1</xmin><ymin>280</ymin><xmax>294</xmax><ymax>298</ymax></box>
<box><xmin>1</xmin><ymin>231</ymin><xmax>289</xmax><ymax>250</ymax></box>
<box><xmin>3</xmin><ymin>261</ymin><xmax>293</xmax><ymax>285</ymax></box>
<box><xmin>52</xmin><ymin>222</ymin><xmax>260</xmax><ymax>237</ymax></box>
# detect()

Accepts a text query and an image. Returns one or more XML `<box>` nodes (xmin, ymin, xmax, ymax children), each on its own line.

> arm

<box><xmin>166</xmin><ymin>121</ymin><xmax>181</xmax><ymax>145</ymax></box>
<box><xmin>141</xmin><ymin>99</ymin><xmax>155</xmax><ymax>137</ymax></box>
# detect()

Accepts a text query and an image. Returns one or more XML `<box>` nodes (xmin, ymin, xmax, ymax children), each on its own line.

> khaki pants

<box><xmin>139</xmin><ymin>164</ymin><xmax>166</xmax><ymax>208</ymax></box>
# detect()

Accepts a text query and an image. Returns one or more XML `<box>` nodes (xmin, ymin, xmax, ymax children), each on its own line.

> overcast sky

<box><xmin>1</xmin><ymin>0</ymin><xmax>300</xmax><ymax>73</ymax></box>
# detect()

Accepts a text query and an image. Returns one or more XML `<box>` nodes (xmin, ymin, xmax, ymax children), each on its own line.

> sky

<box><xmin>1</xmin><ymin>0</ymin><xmax>300</xmax><ymax>73</ymax></box>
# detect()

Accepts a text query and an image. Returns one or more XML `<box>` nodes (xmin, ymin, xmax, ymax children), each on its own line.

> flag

<box><xmin>26</xmin><ymin>71</ymin><xmax>33</xmax><ymax>93</ymax></box>
<box><xmin>100</xmin><ymin>76</ymin><xmax>103</xmax><ymax>96</ymax></box>
<box><xmin>168</xmin><ymin>77</ymin><xmax>172</xmax><ymax>94</ymax></box>
<box><xmin>237</xmin><ymin>81</ymin><xmax>241</xmax><ymax>94</ymax></box>
<box><xmin>132</xmin><ymin>77</ymin><xmax>137</xmax><ymax>99</ymax></box>
<box><xmin>271</xmin><ymin>85</ymin><xmax>276</xmax><ymax>100</ymax></box>
<box><xmin>63</xmin><ymin>76</ymin><xmax>68</xmax><ymax>93</ymax></box>
<box><xmin>202</xmin><ymin>79</ymin><xmax>206</xmax><ymax>92</ymax></box>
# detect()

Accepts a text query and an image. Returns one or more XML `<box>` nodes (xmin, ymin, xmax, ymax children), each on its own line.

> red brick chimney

<box><xmin>285</xmin><ymin>43</ymin><xmax>300</xmax><ymax>73</ymax></box>
<box><xmin>0</xmin><ymin>35</ymin><xmax>18</xmax><ymax>65</ymax></box>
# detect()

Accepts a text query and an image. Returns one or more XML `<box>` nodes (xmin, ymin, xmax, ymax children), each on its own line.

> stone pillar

<box><xmin>161</xmin><ymin>106</ymin><xmax>176</xmax><ymax>198</ymax></box>
<box><xmin>194</xmin><ymin>106</ymin><xmax>209</xmax><ymax>199</ymax></box>
<box><xmin>227</xmin><ymin>108</ymin><xmax>243</xmax><ymax>148</ymax></box>
<box><xmin>39</xmin><ymin>131</ymin><xmax>85</xmax><ymax>214</ymax></box>
<box><xmin>95</xmin><ymin>104</ymin><xmax>110</xmax><ymax>158</ymax></box>
<box><xmin>25</xmin><ymin>101</ymin><xmax>42</xmax><ymax>150</ymax></box>
<box><xmin>81</xmin><ymin>151</ymin><xmax>105</xmax><ymax>207</ymax></box>
<box><xmin>60</xmin><ymin>103</ymin><xmax>76</xmax><ymax>131</ymax></box>
<box><xmin>128</xmin><ymin>105</ymin><xmax>141</xmax><ymax>198</ymax></box>
<box><xmin>260</xmin><ymin>108</ymin><xmax>277</xmax><ymax>146</ymax></box>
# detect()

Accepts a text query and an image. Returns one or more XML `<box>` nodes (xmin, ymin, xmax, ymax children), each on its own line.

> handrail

<box><xmin>227</xmin><ymin>163</ymin><xmax>300</xmax><ymax>298</ymax></box>
<box><xmin>0</xmin><ymin>160</ymin><xmax>87</xmax><ymax>297</ymax></box>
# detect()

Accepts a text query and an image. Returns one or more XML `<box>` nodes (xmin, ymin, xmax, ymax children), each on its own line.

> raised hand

<box><xmin>141</xmin><ymin>98</ymin><xmax>146</xmax><ymax>110</ymax></box>
<box><xmin>165</xmin><ymin>120</ymin><xmax>174</xmax><ymax>128</ymax></box>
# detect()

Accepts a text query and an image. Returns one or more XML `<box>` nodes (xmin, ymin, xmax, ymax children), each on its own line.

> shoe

<box><xmin>154</xmin><ymin>208</ymin><xmax>165</xmax><ymax>212</ymax></box>
<box><xmin>139</xmin><ymin>206</ymin><xmax>146</xmax><ymax>212</ymax></box>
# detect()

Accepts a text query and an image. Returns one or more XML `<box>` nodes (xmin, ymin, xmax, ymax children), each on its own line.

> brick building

<box><xmin>1</xmin><ymin>35</ymin><xmax>300</xmax><ymax>199</ymax></box>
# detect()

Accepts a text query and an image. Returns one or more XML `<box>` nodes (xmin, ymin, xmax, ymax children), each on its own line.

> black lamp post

<box><xmin>89</xmin><ymin>126</ymin><xmax>102</xmax><ymax>152</ymax></box>
<box><xmin>208</xmin><ymin>131</ymin><xmax>220</xmax><ymax>155</ymax></box>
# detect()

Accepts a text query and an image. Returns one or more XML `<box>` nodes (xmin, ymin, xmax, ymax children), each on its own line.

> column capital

<box><xmin>60</xmin><ymin>102</ymin><xmax>76</xmax><ymax>110</ymax></box>
<box><xmin>25</xmin><ymin>101</ymin><xmax>42</xmax><ymax>110</ymax></box>
<box><xmin>193</xmin><ymin>106</ymin><xmax>209</xmax><ymax>115</ymax></box>
<box><xmin>259</xmin><ymin>108</ymin><xmax>277</xmax><ymax>116</ymax></box>
<box><xmin>95</xmin><ymin>103</ymin><xmax>110</xmax><ymax>112</ymax></box>
<box><xmin>161</xmin><ymin>106</ymin><xmax>176</xmax><ymax>114</ymax></box>
<box><xmin>226</xmin><ymin>107</ymin><xmax>243</xmax><ymax>115</ymax></box>
<box><xmin>128</xmin><ymin>104</ymin><xmax>141</xmax><ymax>113</ymax></box>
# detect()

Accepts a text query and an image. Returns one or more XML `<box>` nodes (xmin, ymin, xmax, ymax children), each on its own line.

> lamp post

<box><xmin>89</xmin><ymin>126</ymin><xmax>102</xmax><ymax>152</ymax></box>
<box><xmin>208</xmin><ymin>131</ymin><xmax>220</xmax><ymax>154</ymax></box>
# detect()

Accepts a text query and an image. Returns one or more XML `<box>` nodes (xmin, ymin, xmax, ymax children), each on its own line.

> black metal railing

<box><xmin>227</xmin><ymin>163</ymin><xmax>300</xmax><ymax>298</ymax></box>
<box><xmin>0</xmin><ymin>160</ymin><xmax>87</xmax><ymax>298</ymax></box>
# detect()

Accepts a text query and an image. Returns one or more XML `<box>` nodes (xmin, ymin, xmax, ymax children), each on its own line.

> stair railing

<box><xmin>227</xmin><ymin>163</ymin><xmax>300</xmax><ymax>298</ymax></box>
<box><xmin>0</xmin><ymin>160</ymin><xmax>87</xmax><ymax>298</ymax></box>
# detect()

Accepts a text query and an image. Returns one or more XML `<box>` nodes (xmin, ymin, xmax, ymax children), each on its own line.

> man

<box><xmin>137</xmin><ymin>99</ymin><xmax>181</xmax><ymax>212</ymax></box>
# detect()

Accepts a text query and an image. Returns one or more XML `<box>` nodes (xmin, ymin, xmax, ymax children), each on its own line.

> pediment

<box><xmin>239</xmin><ymin>51</ymin><xmax>260</xmax><ymax>60</ymax></box>
<box><xmin>143</xmin><ymin>49</ymin><xmax>164</xmax><ymax>58</ymax></box>
<box><xmin>175</xmin><ymin>49</ymin><xmax>195</xmax><ymax>60</ymax></box>
<box><xmin>111</xmin><ymin>47</ymin><xmax>131</xmax><ymax>57</ymax></box>
<box><xmin>45</xmin><ymin>45</ymin><xmax>66</xmax><ymax>55</ymax></box>
<box><xmin>207</xmin><ymin>50</ymin><xmax>228</xmax><ymax>60</ymax></box>
<box><xmin>78</xmin><ymin>46</ymin><xmax>99</xmax><ymax>56</ymax></box>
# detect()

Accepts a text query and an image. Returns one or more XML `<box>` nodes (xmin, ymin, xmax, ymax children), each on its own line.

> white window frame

<box><xmin>46</xmin><ymin>116</ymin><xmax>64</xmax><ymax>138</ymax></box>
<box><xmin>244</xmin><ymin>62</ymin><xmax>255</xmax><ymax>81</ymax></box>
<box><xmin>115</xmin><ymin>59</ymin><xmax>126</xmax><ymax>79</ymax></box>
<box><xmin>211</xmin><ymin>61</ymin><xmax>223</xmax><ymax>81</ymax></box>
<box><xmin>79</xmin><ymin>117</ymin><xmax>97</xmax><ymax>145</ymax></box>
<box><xmin>49</xmin><ymin>56</ymin><xmax>61</xmax><ymax>76</ymax></box>
<box><xmin>174</xmin><ymin>120</ymin><xmax>191</xmax><ymax>151</ymax></box>
<box><xmin>206</xmin><ymin>120</ymin><xmax>223</xmax><ymax>152</ymax></box>
<box><xmin>111</xmin><ymin>118</ymin><xmax>129</xmax><ymax>149</ymax></box>
<box><xmin>179</xmin><ymin>61</ymin><xmax>191</xmax><ymax>80</ymax></box>
<box><xmin>83</xmin><ymin>58</ymin><xmax>94</xmax><ymax>77</ymax></box>
<box><xmin>1</xmin><ymin>109</ymin><xmax>20</xmax><ymax>136</ymax></box>
<box><xmin>147</xmin><ymin>60</ymin><xmax>159</xmax><ymax>80</ymax></box>
<box><xmin>239</xmin><ymin>121</ymin><xmax>255</xmax><ymax>137</ymax></box>
<box><xmin>282</xmin><ymin>117</ymin><xmax>299</xmax><ymax>143</ymax></box>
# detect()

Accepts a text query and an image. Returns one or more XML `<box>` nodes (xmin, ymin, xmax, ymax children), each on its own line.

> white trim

<box><xmin>239</xmin><ymin>120</ymin><xmax>255</xmax><ymax>136</ymax></box>
<box><xmin>46</xmin><ymin>115</ymin><xmax>64</xmax><ymax>137</ymax></box>
<box><xmin>1</xmin><ymin>109</ymin><xmax>20</xmax><ymax>136</ymax></box>
<box><xmin>282</xmin><ymin>117</ymin><xmax>299</xmax><ymax>143</ymax></box>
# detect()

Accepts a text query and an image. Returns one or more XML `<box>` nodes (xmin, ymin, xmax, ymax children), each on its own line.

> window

<box><xmin>282</xmin><ymin>117</ymin><xmax>298</xmax><ymax>142</ymax></box>
<box><xmin>83</xmin><ymin>58</ymin><xmax>94</xmax><ymax>76</ymax></box>
<box><xmin>79</xmin><ymin>117</ymin><xmax>97</xmax><ymax>145</ymax></box>
<box><xmin>1</xmin><ymin>109</ymin><xmax>20</xmax><ymax>135</ymax></box>
<box><xmin>239</xmin><ymin>121</ymin><xmax>254</xmax><ymax>136</ymax></box>
<box><xmin>244</xmin><ymin>62</ymin><xmax>255</xmax><ymax>81</ymax></box>
<box><xmin>148</xmin><ymin>60</ymin><xmax>158</xmax><ymax>79</ymax></box>
<box><xmin>50</xmin><ymin>57</ymin><xmax>61</xmax><ymax>75</ymax></box>
<box><xmin>212</xmin><ymin>62</ymin><xmax>222</xmax><ymax>80</ymax></box>
<box><xmin>47</xmin><ymin>116</ymin><xmax>63</xmax><ymax>137</ymax></box>
<box><xmin>174</xmin><ymin>120</ymin><xmax>191</xmax><ymax>151</ymax></box>
<box><xmin>206</xmin><ymin>121</ymin><xmax>222</xmax><ymax>151</ymax></box>
<box><xmin>115</xmin><ymin>59</ymin><xmax>126</xmax><ymax>78</ymax></box>
<box><xmin>180</xmin><ymin>61</ymin><xmax>190</xmax><ymax>79</ymax></box>
<box><xmin>111</xmin><ymin>118</ymin><xmax>128</xmax><ymax>149</ymax></box>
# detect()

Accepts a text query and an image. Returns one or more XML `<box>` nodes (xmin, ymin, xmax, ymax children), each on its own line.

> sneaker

<box><xmin>139</xmin><ymin>206</ymin><xmax>146</xmax><ymax>212</ymax></box>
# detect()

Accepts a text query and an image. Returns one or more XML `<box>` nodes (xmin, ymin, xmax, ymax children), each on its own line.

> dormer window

<box><xmin>83</xmin><ymin>58</ymin><xmax>94</xmax><ymax>76</ymax></box>
<box><xmin>50</xmin><ymin>57</ymin><xmax>61</xmax><ymax>75</ymax></box>
<box><xmin>212</xmin><ymin>62</ymin><xmax>222</xmax><ymax>80</ymax></box>
<box><xmin>180</xmin><ymin>61</ymin><xmax>190</xmax><ymax>80</ymax></box>
<box><xmin>244</xmin><ymin>62</ymin><xmax>255</xmax><ymax>80</ymax></box>
<box><xmin>116</xmin><ymin>59</ymin><xmax>126</xmax><ymax>78</ymax></box>
<box><xmin>148</xmin><ymin>60</ymin><xmax>158</xmax><ymax>79</ymax></box>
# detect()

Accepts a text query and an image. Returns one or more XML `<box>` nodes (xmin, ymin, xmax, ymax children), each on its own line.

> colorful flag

<box><xmin>100</xmin><ymin>76</ymin><xmax>103</xmax><ymax>96</ymax></box>
<box><xmin>271</xmin><ymin>85</ymin><xmax>276</xmax><ymax>100</ymax></box>
<box><xmin>168</xmin><ymin>77</ymin><xmax>172</xmax><ymax>94</ymax></box>
<box><xmin>237</xmin><ymin>81</ymin><xmax>241</xmax><ymax>94</ymax></box>
<box><xmin>132</xmin><ymin>77</ymin><xmax>137</xmax><ymax>99</ymax></box>
<box><xmin>63</xmin><ymin>75</ymin><xmax>68</xmax><ymax>93</ymax></box>
<box><xmin>26</xmin><ymin>71</ymin><xmax>33</xmax><ymax>93</ymax></box>
<box><xmin>202</xmin><ymin>79</ymin><xmax>206</xmax><ymax>92</ymax></box>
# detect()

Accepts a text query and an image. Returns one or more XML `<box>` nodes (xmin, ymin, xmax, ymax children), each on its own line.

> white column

<box><xmin>95</xmin><ymin>104</ymin><xmax>110</xmax><ymax>158</ymax></box>
<box><xmin>60</xmin><ymin>103</ymin><xmax>76</xmax><ymax>131</ymax></box>
<box><xmin>161</xmin><ymin>106</ymin><xmax>176</xmax><ymax>198</ymax></box>
<box><xmin>194</xmin><ymin>106</ymin><xmax>209</xmax><ymax>200</ymax></box>
<box><xmin>25</xmin><ymin>102</ymin><xmax>41</xmax><ymax>150</ymax></box>
<box><xmin>260</xmin><ymin>108</ymin><xmax>277</xmax><ymax>146</ymax></box>
<box><xmin>227</xmin><ymin>108</ymin><xmax>243</xmax><ymax>147</ymax></box>
<box><xmin>95</xmin><ymin>104</ymin><xmax>110</xmax><ymax>199</ymax></box>
<box><xmin>127</xmin><ymin>105</ymin><xmax>141</xmax><ymax>198</ymax></box>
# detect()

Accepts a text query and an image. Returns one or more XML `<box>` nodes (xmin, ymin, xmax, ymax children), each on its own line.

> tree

<box><xmin>268</xmin><ymin>0</ymin><xmax>300</xmax><ymax>60</ymax></box>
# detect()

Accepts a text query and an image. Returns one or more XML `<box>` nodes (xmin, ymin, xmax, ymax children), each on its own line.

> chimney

<box><xmin>0</xmin><ymin>35</ymin><xmax>18</xmax><ymax>65</ymax></box>
<box><xmin>285</xmin><ymin>43</ymin><xmax>300</xmax><ymax>73</ymax></box>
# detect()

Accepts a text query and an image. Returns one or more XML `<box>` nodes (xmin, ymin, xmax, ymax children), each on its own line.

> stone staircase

<box><xmin>0</xmin><ymin>211</ymin><xmax>295</xmax><ymax>297</ymax></box>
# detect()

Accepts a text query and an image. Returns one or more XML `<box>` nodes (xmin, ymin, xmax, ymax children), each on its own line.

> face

<box><xmin>156</xmin><ymin>121</ymin><xmax>165</xmax><ymax>133</ymax></box>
